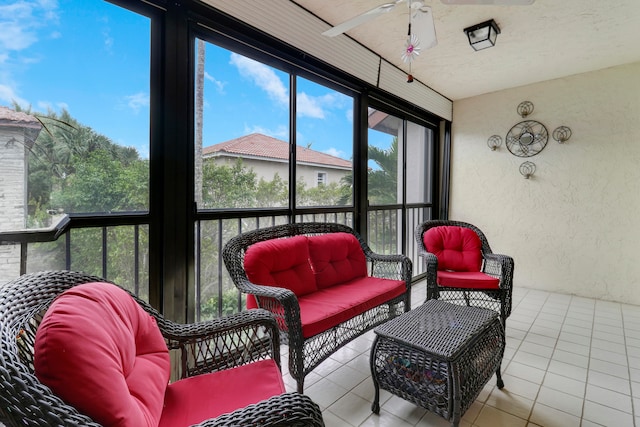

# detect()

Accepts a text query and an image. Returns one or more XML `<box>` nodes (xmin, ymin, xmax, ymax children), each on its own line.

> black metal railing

<box><xmin>1</xmin><ymin>207</ymin><xmax>431</xmax><ymax>320</ymax></box>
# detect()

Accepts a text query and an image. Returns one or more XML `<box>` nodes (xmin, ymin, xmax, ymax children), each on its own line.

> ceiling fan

<box><xmin>322</xmin><ymin>0</ymin><xmax>535</xmax><ymax>63</ymax></box>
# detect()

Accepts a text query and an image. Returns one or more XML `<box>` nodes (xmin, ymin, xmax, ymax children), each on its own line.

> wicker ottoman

<box><xmin>370</xmin><ymin>299</ymin><xmax>505</xmax><ymax>427</ymax></box>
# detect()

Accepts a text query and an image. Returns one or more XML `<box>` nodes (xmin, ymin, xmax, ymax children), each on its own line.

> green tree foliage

<box><xmin>12</xmin><ymin>104</ymin><xmax>147</xmax><ymax>217</ymax></box>
<box><xmin>51</xmin><ymin>150</ymin><xmax>149</xmax><ymax>213</ymax></box>
<box><xmin>368</xmin><ymin>137</ymin><xmax>398</xmax><ymax>205</ymax></box>
<box><xmin>296</xmin><ymin>178</ymin><xmax>350</xmax><ymax>207</ymax></box>
<box><xmin>9</xmin><ymin>105</ymin><xmax>150</xmax><ymax>295</ymax></box>
<box><xmin>200</xmin><ymin>158</ymin><xmax>350</xmax><ymax>209</ymax></box>
<box><xmin>339</xmin><ymin>136</ymin><xmax>398</xmax><ymax>206</ymax></box>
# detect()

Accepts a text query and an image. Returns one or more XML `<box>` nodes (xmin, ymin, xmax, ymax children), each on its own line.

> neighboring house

<box><xmin>202</xmin><ymin>133</ymin><xmax>352</xmax><ymax>188</ymax></box>
<box><xmin>0</xmin><ymin>106</ymin><xmax>42</xmax><ymax>278</ymax></box>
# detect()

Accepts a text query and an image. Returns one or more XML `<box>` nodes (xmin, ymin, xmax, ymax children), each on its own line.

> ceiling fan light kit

<box><xmin>320</xmin><ymin>0</ymin><xmax>534</xmax><ymax>80</ymax></box>
<box><xmin>464</xmin><ymin>19</ymin><xmax>501</xmax><ymax>51</ymax></box>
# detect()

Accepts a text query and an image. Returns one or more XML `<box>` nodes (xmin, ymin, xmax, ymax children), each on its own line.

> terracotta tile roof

<box><xmin>0</xmin><ymin>106</ymin><xmax>41</xmax><ymax>128</ymax></box>
<box><xmin>203</xmin><ymin>133</ymin><xmax>351</xmax><ymax>169</ymax></box>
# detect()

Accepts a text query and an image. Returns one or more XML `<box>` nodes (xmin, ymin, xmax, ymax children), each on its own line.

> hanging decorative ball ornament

<box><xmin>402</xmin><ymin>34</ymin><xmax>421</xmax><ymax>63</ymax></box>
<box><xmin>552</xmin><ymin>126</ymin><xmax>572</xmax><ymax>143</ymax></box>
<box><xmin>517</xmin><ymin>101</ymin><xmax>534</xmax><ymax>118</ymax></box>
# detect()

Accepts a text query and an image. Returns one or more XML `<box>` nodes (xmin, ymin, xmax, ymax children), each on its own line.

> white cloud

<box><xmin>103</xmin><ymin>30</ymin><xmax>114</xmax><ymax>54</ymax></box>
<box><xmin>34</xmin><ymin>100</ymin><xmax>69</xmax><ymax>113</ymax></box>
<box><xmin>345</xmin><ymin>108</ymin><xmax>353</xmax><ymax>123</ymax></box>
<box><xmin>323</xmin><ymin>147</ymin><xmax>347</xmax><ymax>158</ymax></box>
<box><xmin>0</xmin><ymin>1</ymin><xmax>59</xmax><ymax>52</ymax></box>
<box><xmin>0</xmin><ymin>1</ymin><xmax>60</xmax><ymax>109</ymax></box>
<box><xmin>228</xmin><ymin>53</ymin><xmax>352</xmax><ymax>120</ymax></box>
<box><xmin>0</xmin><ymin>84</ymin><xmax>28</xmax><ymax>108</ymax></box>
<box><xmin>230</xmin><ymin>53</ymin><xmax>288</xmax><ymax>106</ymax></box>
<box><xmin>204</xmin><ymin>71</ymin><xmax>226</xmax><ymax>93</ymax></box>
<box><xmin>36</xmin><ymin>100</ymin><xmax>52</xmax><ymax>111</ymax></box>
<box><xmin>125</xmin><ymin>92</ymin><xmax>149</xmax><ymax>114</ymax></box>
<box><xmin>297</xmin><ymin>92</ymin><xmax>325</xmax><ymax>119</ymax></box>
<box><xmin>297</xmin><ymin>92</ymin><xmax>349</xmax><ymax>119</ymax></box>
<box><xmin>243</xmin><ymin>123</ymin><xmax>288</xmax><ymax>140</ymax></box>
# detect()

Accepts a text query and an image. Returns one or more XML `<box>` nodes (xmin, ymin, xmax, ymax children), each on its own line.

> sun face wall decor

<box><xmin>487</xmin><ymin>101</ymin><xmax>572</xmax><ymax>179</ymax></box>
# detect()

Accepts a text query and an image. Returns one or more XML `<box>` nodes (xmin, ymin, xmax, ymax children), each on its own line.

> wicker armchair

<box><xmin>223</xmin><ymin>222</ymin><xmax>412</xmax><ymax>393</ymax></box>
<box><xmin>415</xmin><ymin>220</ymin><xmax>514</xmax><ymax>328</ymax></box>
<box><xmin>0</xmin><ymin>270</ymin><xmax>324</xmax><ymax>427</ymax></box>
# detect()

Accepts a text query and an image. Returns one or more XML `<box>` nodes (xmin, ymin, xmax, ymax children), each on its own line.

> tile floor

<box><xmin>281</xmin><ymin>281</ymin><xmax>640</xmax><ymax>427</ymax></box>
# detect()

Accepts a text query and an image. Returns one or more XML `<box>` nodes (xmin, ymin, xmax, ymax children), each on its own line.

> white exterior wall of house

<box><xmin>449</xmin><ymin>61</ymin><xmax>640</xmax><ymax>305</ymax></box>
<box><xmin>212</xmin><ymin>156</ymin><xmax>349</xmax><ymax>188</ymax></box>
<box><xmin>0</xmin><ymin>126</ymin><xmax>30</xmax><ymax>279</ymax></box>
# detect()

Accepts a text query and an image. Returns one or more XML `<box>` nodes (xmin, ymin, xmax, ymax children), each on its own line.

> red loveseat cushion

<box><xmin>307</xmin><ymin>232</ymin><xmax>367</xmax><ymax>289</ymax></box>
<box><xmin>437</xmin><ymin>271</ymin><xmax>500</xmax><ymax>289</ymax></box>
<box><xmin>244</xmin><ymin>235</ymin><xmax>317</xmax><ymax>304</ymax></box>
<box><xmin>159</xmin><ymin>359</ymin><xmax>285</xmax><ymax>427</ymax></box>
<box><xmin>296</xmin><ymin>277</ymin><xmax>406</xmax><ymax>338</ymax></box>
<box><xmin>34</xmin><ymin>282</ymin><xmax>170</xmax><ymax>427</ymax></box>
<box><xmin>423</xmin><ymin>226</ymin><xmax>483</xmax><ymax>272</ymax></box>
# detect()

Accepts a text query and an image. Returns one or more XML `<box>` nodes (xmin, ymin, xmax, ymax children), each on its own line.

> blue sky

<box><xmin>0</xmin><ymin>0</ymin><xmax>371</xmax><ymax>161</ymax></box>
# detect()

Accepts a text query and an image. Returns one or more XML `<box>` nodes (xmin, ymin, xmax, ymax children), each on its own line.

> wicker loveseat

<box><xmin>223</xmin><ymin>222</ymin><xmax>412</xmax><ymax>393</ymax></box>
<box><xmin>0</xmin><ymin>270</ymin><xmax>324</xmax><ymax>427</ymax></box>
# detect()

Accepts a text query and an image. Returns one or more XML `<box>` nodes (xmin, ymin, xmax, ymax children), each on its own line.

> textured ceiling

<box><xmin>290</xmin><ymin>0</ymin><xmax>640</xmax><ymax>100</ymax></box>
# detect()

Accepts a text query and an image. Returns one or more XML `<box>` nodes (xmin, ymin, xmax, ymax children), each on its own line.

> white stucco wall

<box><xmin>449</xmin><ymin>61</ymin><xmax>640</xmax><ymax>305</ymax></box>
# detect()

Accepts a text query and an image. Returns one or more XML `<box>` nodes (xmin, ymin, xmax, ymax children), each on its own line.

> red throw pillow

<box><xmin>423</xmin><ymin>226</ymin><xmax>483</xmax><ymax>272</ymax></box>
<box><xmin>34</xmin><ymin>282</ymin><xmax>170</xmax><ymax>427</ymax></box>
<box><xmin>244</xmin><ymin>235</ymin><xmax>317</xmax><ymax>297</ymax></box>
<box><xmin>307</xmin><ymin>232</ymin><xmax>367</xmax><ymax>288</ymax></box>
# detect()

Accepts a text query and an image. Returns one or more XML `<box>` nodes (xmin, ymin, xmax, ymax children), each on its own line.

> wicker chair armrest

<box><xmin>149</xmin><ymin>309</ymin><xmax>281</xmax><ymax>378</ymax></box>
<box><xmin>417</xmin><ymin>249</ymin><xmax>438</xmax><ymax>267</ymax></box>
<box><xmin>232</xmin><ymin>279</ymin><xmax>304</xmax><ymax>347</ymax></box>
<box><xmin>194</xmin><ymin>392</ymin><xmax>324</xmax><ymax>427</ymax></box>
<box><xmin>368</xmin><ymin>253</ymin><xmax>412</xmax><ymax>282</ymax></box>
<box><xmin>483</xmin><ymin>253</ymin><xmax>514</xmax><ymax>288</ymax></box>
<box><xmin>417</xmin><ymin>250</ymin><xmax>438</xmax><ymax>301</ymax></box>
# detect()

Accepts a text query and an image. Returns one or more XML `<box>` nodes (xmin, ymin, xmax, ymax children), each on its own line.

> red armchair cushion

<box><xmin>296</xmin><ymin>277</ymin><xmax>406</xmax><ymax>338</ymax></box>
<box><xmin>34</xmin><ymin>282</ymin><xmax>170</xmax><ymax>427</ymax></box>
<box><xmin>159</xmin><ymin>359</ymin><xmax>285</xmax><ymax>427</ymax></box>
<box><xmin>244</xmin><ymin>235</ymin><xmax>317</xmax><ymax>298</ymax></box>
<box><xmin>437</xmin><ymin>271</ymin><xmax>500</xmax><ymax>289</ymax></box>
<box><xmin>423</xmin><ymin>226</ymin><xmax>483</xmax><ymax>272</ymax></box>
<box><xmin>307</xmin><ymin>232</ymin><xmax>367</xmax><ymax>289</ymax></box>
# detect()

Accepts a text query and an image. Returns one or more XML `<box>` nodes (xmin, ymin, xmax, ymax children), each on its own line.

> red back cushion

<box><xmin>34</xmin><ymin>282</ymin><xmax>170</xmax><ymax>427</ymax></box>
<box><xmin>307</xmin><ymin>232</ymin><xmax>367</xmax><ymax>288</ymax></box>
<box><xmin>423</xmin><ymin>226</ymin><xmax>483</xmax><ymax>272</ymax></box>
<box><xmin>244</xmin><ymin>235</ymin><xmax>317</xmax><ymax>297</ymax></box>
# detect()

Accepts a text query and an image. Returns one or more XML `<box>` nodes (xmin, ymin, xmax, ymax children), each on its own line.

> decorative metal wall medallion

<box><xmin>519</xmin><ymin>161</ymin><xmax>536</xmax><ymax>179</ymax></box>
<box><xmin>517</xmin><ymin>101</ymin><xmax>534</xmax><ymax>118</ymax></box>
<box><xmin>487</xmin><ymin>135</ymin><xmax>502</xmax><ymax>151</ymax></box>
<box><xmin>552</xmin><ymin>126</ymin><xmax>572</xmax><ymax>143</ymax></box>
<box><xmin>506</xmin><ymin>120</ymin><xmax>548</xmax><ymax>157</ymax></box>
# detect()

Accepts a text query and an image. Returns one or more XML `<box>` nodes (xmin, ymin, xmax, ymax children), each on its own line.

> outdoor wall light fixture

<box><xmin>464</xmin><ymin>19</ymin><xmax>500</xmax><ymax>51</ymax></box>
<box><xmin>487</xmin><ymin>135</ymin><xmax>502</xmax><ymax>151</ymax></box>
<box><xmin>519</xmin><ymin>161</ymin><xmax>536</xmax><ymax>179</ymax></box>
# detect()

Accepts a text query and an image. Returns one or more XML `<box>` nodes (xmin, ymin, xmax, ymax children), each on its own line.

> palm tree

<box><xmin>194</xmin><ymin>39</ymin><xmax>205</xmax><ymax>205</ymax></box>
<box><xmin>367</xmin><ymin>137</ymin><xmax>398</xmax><ymax>205</ymax></box>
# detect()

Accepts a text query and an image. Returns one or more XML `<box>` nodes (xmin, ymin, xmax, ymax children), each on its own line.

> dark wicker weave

<box><xmin>0</xmin><ymin>270</ymin><xmax>324</xmax><ymax>427</ymax></box>
<box><xmin>222</xmin><ymin>222</ymin><xmax>412</xmax><ymax>393</ymax></box>
<box><xmin>370</xmin><ymin>300</ymin><xmax>505</xmax><ymax>427</ymax></box>
<box><xmin>415</xmin><ymin>220</ymin><xmax>514</xmax><ymax>329</ymax></box>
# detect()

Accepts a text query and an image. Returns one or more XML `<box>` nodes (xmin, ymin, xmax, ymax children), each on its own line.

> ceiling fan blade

<box><xmin>412</xmin><ymin>6</ymin><xmax>437</xmax><ymax>50</ymax></box>
<box><xmin>322</xmin><ymin>1</ymin><xmax>403</xmax><ymax>37</ymax></box>
<box><xmin>440</xmin><ymin>0</ymin><xmax>535</xmax><ymax>4</ymax></box>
